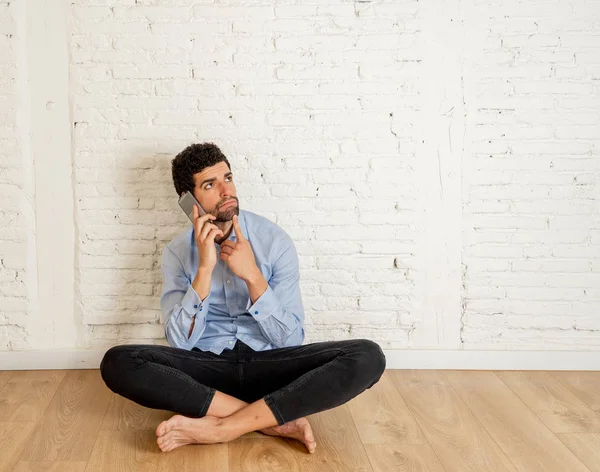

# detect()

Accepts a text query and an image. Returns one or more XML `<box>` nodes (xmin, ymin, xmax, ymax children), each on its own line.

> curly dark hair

<box><xmin>171</xmin><ymin>142</ymin><xmax>231</xmax><ymax>197</ymax></box>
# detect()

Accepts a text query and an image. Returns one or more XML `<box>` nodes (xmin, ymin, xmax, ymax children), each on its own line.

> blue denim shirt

<box><xmin>160</xmin><ymin>209</ymin><xmax>305</xmax><ymax>354</ymax></box>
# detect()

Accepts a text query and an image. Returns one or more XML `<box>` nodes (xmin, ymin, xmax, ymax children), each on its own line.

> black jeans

<box><xmin>99</xmin><ymin>338</ymin><xmax>386</xmax><ymax>425</ymax></box>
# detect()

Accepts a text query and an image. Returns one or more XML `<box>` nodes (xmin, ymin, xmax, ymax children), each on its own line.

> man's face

<box><xmin>189</xmin><ymin>161</ymin><xmax>239</xmax><ymax>222</ymax></box>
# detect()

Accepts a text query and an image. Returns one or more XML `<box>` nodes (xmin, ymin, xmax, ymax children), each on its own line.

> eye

<box><xmin>204</xmin><ymin>176</ymin><xmax>233</xmax><ymax>190</ymax></box>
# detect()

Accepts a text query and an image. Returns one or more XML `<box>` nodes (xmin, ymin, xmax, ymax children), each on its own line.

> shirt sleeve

<box><xmin>247</xmin><ymin>235</ymin><xmax>305</xmax><ymax>348</ymax></box>
<box><xmin>160</xmin><ymin>245</ymin><xmax>210</xmax><ymax>350</ymax></box>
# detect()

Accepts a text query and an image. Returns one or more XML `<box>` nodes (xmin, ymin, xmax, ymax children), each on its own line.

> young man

<box><xmin>99</xmin><ymin>143</ymin><xmax>386</xmax><ymax>454</ymax></box>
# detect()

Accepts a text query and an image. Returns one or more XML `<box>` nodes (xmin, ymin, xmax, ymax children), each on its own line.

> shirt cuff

<box><xmin>248</xmin><ymin>284</ymin><xmax>276</xmax><ymax>321</ymax></box>
<box><xmin>182</xmin><ymin>284</ymin><xmax>207</xmax><ymax>315</ymax></box>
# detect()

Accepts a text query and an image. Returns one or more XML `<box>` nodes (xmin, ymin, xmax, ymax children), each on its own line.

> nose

<box><xmin>219</xmin><ymin>181</ymin><xmax>234</xmax><ymax>198</ymax></box>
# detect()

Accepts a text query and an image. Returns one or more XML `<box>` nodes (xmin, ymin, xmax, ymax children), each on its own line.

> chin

<box><xmin>216</xmin><ymin>205</ymin><xmax>239</xmax><ymax>222</ymax></box>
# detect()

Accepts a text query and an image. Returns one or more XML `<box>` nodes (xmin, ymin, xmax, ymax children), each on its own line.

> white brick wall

<box><xmin>0</xmin><ymin>0</ymin><xmax>598</xmax><ymax>353</ymax></box>
<box><xmin>461</xmin><ymin>0</ymin><xmax>600</xmax><ymax>350</ymax></box>
<box><xmin>0</xmin><ymin>1</ymin><xmax>33</xmax><ymax>350</ymax></box>
<box><xmin>70</xmin><ymin>0</ymin><xmax>421</xmax><ymax>348</ymax></box>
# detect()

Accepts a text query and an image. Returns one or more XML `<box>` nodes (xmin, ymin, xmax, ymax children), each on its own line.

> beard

<box><xmin>214</xmin><ymin>199</ymin><xmax>239</xmax><ymax>222</ymax></box>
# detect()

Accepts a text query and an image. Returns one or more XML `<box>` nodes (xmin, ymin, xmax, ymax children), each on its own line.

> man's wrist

<box><xmin>243</xmin><ymin>267</ymin><xmax>263</xmax><ymax>285</ymax></box>
<box><xmin>193</xmin><ymin>266</ymin><xmax>213</xmax><ymax>301</ymax></box>
<box><xmin>244</xmin><ymin>268</ymin><xmax>268</xmax><ymax>305</ymax></box>
<box><xmin>198</xmin><ymin>265</ymin><xmax>214</xmax><ymax>276</ymax></box>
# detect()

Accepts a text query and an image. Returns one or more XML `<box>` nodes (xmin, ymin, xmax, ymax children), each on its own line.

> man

<box><xmin>99</xmin><ymin>142</ymin><xmax>386</xmax><ymax>454</ymax></box>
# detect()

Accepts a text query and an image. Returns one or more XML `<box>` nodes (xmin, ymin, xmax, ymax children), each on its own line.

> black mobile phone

<box><xmin>178</xmin><ymin>191</ymin><xmax>207</xmax><ymax>223</ymax></box>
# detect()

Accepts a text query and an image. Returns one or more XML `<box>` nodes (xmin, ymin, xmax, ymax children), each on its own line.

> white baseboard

<box><xmin>382</xmin><ymin>349</ymin><xmax>600</xmax><ymax>371</ymax></box>
<box><xmin>1</xmin><ymin>348</ymin><xmax>599</xmax><ymax>371</ymax></box>
<box><xmin>0</xmin><ymin>349</ymin><xmax>104</xmax><ymax>371</ymax></box>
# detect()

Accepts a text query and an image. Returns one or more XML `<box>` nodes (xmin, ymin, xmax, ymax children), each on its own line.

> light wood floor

<box><xmin>1</xmin><ymin>369</ymin><xmax>600</xmax><ymax>471</ymax></box>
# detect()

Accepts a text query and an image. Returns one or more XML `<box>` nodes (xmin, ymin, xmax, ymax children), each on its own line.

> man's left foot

<box><xmin>155</xmin><ymin>415</ymin><xmax>229</xmax><ymax>452</ymax></box>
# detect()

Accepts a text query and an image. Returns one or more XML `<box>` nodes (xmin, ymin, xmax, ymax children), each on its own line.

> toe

<box><xmin>158</xmin><ymin>437</ymin><xmax>168</xmax><ymax>450</ymax></box>
<box><xmin>158</xmin><ymin>419</ymin><xmax>176</xmax><ymax>436</ymax></box>
<box><xmin>303</xmin><ymin>424</ymin><xmax>314</xmax><ymax>441</ymax></box>
<box><xmin>159</xmin><ymin>431</ymin><xmax>173</xmax><ymax>449</ymax></box>
<box><xmin>158</xmin><ymin>414</ymin><xmax>184</xmax><ymax>437</ymax></box>
<box><xmin>167</xmin><ymin>439</ymin><xmax>182</xmax><ymax>452</ymax></box>
<box><xmin>164</xmin><ymin>439</ymin><xmax>175</xmax><ymax>452</ymax></box>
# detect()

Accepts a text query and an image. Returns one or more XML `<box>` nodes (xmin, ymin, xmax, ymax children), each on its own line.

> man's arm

<box><xmin>187</xmin><ymin>267</ymin><xmax>212</xmax><ymax>337</ymax></box>
<box><xmin>244</xmin><ymin>236</ymin><xmax>305</xmax><ymax>347</ymax></box>
<box><xmin>161</xmin><ymin>246</ymin><xmax>211</xmax><ymax>349</ymax></box>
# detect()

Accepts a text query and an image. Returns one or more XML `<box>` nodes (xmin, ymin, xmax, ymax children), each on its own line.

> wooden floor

<box><xmin>1</xmin><ymin>369</ymin><xmax>600</xmax><ymax>472</ymax></box>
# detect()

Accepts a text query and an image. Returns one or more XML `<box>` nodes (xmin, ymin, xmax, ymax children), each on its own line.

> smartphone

<box><xmin>178</xmin><ymin>191</ymin><xmax>207</xmax><ymax>224</ymax></box>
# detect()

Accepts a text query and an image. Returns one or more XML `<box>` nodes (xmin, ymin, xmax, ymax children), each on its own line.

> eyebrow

<box><xmin>199</xmin><ymin>172</ymin><xmax>233</xmax><ymax>187</ymax></box>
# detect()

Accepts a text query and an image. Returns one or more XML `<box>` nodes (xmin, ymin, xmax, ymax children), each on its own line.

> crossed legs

<box><xmin>100</xmin><ymin>339</ymin><xmax>385</xmax><ymax>454</ymax></box>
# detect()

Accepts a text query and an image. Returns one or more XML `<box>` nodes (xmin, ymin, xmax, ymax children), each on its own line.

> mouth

<box><xmin>220</xmin><ymin>200</ymin><xmax>237</xmax><ymax>209</ymax></box>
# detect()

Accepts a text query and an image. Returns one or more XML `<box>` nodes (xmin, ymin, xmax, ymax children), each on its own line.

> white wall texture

<box><xmin>1</xmin><ymin>0</ymin><xmax>599</xmax><ymax>358</ymax></box>
<box><xmin>0</xmin><ymin>1</ymin><xmax>28</xmax><ymax>347</ymax></box>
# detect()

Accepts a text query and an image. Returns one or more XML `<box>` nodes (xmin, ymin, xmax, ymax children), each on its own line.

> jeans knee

<box><xmin>100</xmin><ymin>345</ymin><xmax>133</xmax><ymax>391</ymax></box>
<box><xmin>356</xmin><ymin>339</ymin><xmax>386</xmax><ymax>383</ymax></box>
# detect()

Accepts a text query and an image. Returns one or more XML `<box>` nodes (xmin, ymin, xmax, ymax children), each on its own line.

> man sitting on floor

<box><xmin>99</xmin><ymin>142</ymin><xmax>386</xmax><ymax>454</ymax></box>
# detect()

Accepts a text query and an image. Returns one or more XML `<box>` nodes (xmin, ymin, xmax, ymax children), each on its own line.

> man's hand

<box><xmin>220</xmin><ymin>215</ymin><xmax>261</xmax><ymax>283</ymax></box>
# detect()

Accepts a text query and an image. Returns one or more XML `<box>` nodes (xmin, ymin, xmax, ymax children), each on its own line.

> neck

<box><xmin>214</xmin><ymin>221</ymin><xmax>233</xmax><ymax>245</ymax></box>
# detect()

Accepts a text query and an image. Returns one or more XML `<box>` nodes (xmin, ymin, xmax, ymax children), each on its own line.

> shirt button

<box><xmin>229</xmin><ymin>341</ymin><xmax>233</xmax><ymax>344</ymax></box>
<box><xmin>226</xmin><ymin>280</ymin><xmax>231</xmax><ymax>284</ymax></box>
<box><xmin>255</xmin><ymin>310</ymin><xmax>258</xmax><ymax>314</ymax></box>
<box><xmin>194</xmin><ymin>305</ymin><xmax>198</xmax><ymax>309</ymax></box>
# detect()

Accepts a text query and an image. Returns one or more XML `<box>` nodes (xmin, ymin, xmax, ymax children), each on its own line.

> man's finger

<box><xmin>221</xmin><ymin>240</ymin><xmax>235</xmax><ymax>250</ymax></box>
<box><xmin>206</xmin><ymin>227</ymin><xmax>223</xmax><ymax>243</ymax></box>
<box><xmin>220</xmin><ymin>246</ymin><xmax>234</xmax><ymax>256</ymax></box>
<box><xmin>233</xmin><ymin>215</ymin><xmax>245</xmax><ymax>241</ymax></box>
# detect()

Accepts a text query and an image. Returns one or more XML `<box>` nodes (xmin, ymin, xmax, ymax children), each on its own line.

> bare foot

<box><xmin>260</xmin><ymin>417</ymin><xmax>317</xmax><ymax>454</ymax></box>
<box><xmin>155</xmin><ymin>414</ymin><xmax>229</xmax><ymax>453</ymax></box>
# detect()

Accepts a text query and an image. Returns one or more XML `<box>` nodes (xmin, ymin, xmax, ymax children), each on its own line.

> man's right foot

<box><xmin>260</xmin><ymin>417</ymin><xmax>317</xmax><ymax>454</ymax></box>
